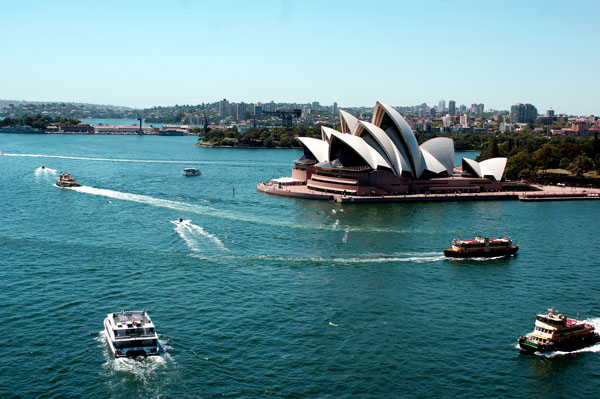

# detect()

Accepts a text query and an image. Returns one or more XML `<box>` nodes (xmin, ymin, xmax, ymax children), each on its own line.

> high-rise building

<box><xmin>333</xmin><ymin>102</ymin><xmax>338</xmax><ymax>116</ymax></box>
<box><xmin>311</xmin><ymin>101</ymin><xmax>320</xmax><ymax>113</ymax></box>
<box><xmin>546</xmin><ymin>108</ymin><xmax>555</xmax><ymax>117</ymax></box>
<box><xmin>460</xmin><ymin>114</ymin><xmax>468</xmax><ymax>126</ymax></box>
<box><xmin>510</xmin><ymin>103</ymin><xmax>538</xmax><ymax>123</ymax></box>
<box><xmin>448</xmin><ymin>100</ymin><xmax>456</xmax><ymax>116</ymax></box>
<box><xmin>268</xmin><ymin>101</ymin><xmax>275</xmax><ymax>112</ymax></box>
<box><xmin>438</xmin><ymin>99</ymin><xmax>445</xmax><ymax>114</ymax></box>
<box><xmin>470</xmin><ymin>104</ymin><xmax>478</xmax><ymax>114</ymax></box>
<box><xmin>254</xmin><ymin>104</ymin><xmax>263</xmax><ymax>120</ymax></box>
<box><xmin>478</xmin><ymin>103</ymin><xmax>484</xmax><ymax>114</ymax></box>
<box><xmin>219</xmin><ymin>99</ymin><xmax>230</xmax><ymax>117</ymax></box>
<box><xmin>459</xmin><ymin>104</ymin><xmax>466</xmax><ymax>113</ymax></box>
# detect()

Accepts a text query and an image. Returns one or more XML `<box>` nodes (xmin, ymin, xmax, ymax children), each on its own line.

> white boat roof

<box><xmin>108</xmin><ymin>310</ymin><xmax>154</xmax><ymax>329</ymax></box>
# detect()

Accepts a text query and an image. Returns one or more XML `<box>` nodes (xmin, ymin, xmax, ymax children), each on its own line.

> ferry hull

<box><xmin>518</xmin><ymin>334</ymin><xmax>600</xmax><ymax>353</ymax></box>
<box><xmin>444</xmin><ymin>245</ymin><xmax>518</xmax><ymax>258</ymax></box>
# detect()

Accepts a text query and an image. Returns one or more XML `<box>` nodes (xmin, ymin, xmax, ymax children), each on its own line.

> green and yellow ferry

<box><xmin>518</xmin><ymin>308</ymin><xmax>599</xmax><ymax>353</ymax></box>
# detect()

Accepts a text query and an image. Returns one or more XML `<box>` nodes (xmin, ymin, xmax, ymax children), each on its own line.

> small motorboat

<box><xmin>56</xmin><ymin>172</ymin><xmax>80</xmax><ymax>187</ymax></box>
<box><xmin>182</xmin><ymin>168</ymin><xmax>201</xmax><ymax>176</ymax></box>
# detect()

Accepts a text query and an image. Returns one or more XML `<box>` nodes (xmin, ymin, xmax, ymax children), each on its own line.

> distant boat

<box><xmin>56</xmin><ymin>172</ymin><xmax>80</xmax><ymax>187</ymax></box>
<box><xmin>444</xmin><ymin>235</ymin><xmax>518</xmax><ymax>258</ymax></box>
<box><xmin>182</xmin><ymin>168</ymin><xmax>201</xmax><ymax>177</ymax></box>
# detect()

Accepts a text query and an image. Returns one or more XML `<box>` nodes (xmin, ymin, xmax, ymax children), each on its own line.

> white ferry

<box><xmin>103</xmin><ymin>310</ymin><xmax>160</xmax><ymax>358</ymax></box>
<box><xmin>182</xmin><ymin>167</ymin><xmax>202</xmax><ymax>176</ymax></box>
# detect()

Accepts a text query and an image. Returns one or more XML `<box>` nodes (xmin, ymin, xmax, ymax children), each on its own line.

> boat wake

<box><xmin>96</xmin><ymin>331</ymin><xmax>171</xmax><ymax>381</ymax></box>
<box><xmin>34</xmin><ymin>166</ymin><xmax>57</xmax><ymax>176</ymax></box>
<box><xmin>70</xmin><ymin>185</ymin><xmax>215</xmax><ymax>214</ymax></box>
<box><xmin>191</xmin><ymin>252</ymin><xmax>445</xmax><ymax>264</ymax></box>
<box><xmin>3</xmin><ymin>152</ymin><xmax>287</xmax><ymax>166</ymax></box>
<box><xmin>171</xmin><ymin>219</ymin><xmax>227</xmax><ymax>252</ymax></box>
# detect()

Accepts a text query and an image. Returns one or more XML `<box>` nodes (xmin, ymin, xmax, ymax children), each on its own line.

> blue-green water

<box><xmin>1</xmin><ymin>135</ymin><xmax>599</xmax><ymax>399</ymax></box>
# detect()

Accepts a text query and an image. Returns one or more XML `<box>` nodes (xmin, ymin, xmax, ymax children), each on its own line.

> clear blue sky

<box><xmin>2</xmin><ymin>0</ymin><xmax>598</xmax><ymax>115</ymax></box>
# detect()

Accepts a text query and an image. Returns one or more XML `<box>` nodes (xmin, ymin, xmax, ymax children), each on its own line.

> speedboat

<box><xmin>56</xmin><ymin>172</ymin><xmax>80</xmax><ymax>187</ymax></box>
<box><xmin>182</xmin><ymin>168</ymin><xmax>201</xmax><ymax>176</ymax></box>
<box><xmin>103</xmin><ymin>310</ymin><xmax>160</xmax><ymax>358</ymax></box>
<box><xmin>518</xmin><ymin>307</ymin><xmax>600</xmax><ymax>353</ymax></box>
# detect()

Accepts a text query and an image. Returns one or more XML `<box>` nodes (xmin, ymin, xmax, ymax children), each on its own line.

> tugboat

<box><xmin>55</xmin><ymin>172</ymin><xmax>80</xmax><ymax>187</ymax></box>
<box><xmin>443</xmin><ymin>234</ymin><xmax>518</xmax><ymax>258</ymax></box>
<box><xmin>103</xmin><ymin>310</ymin><xmax>160</xmax><ymax>358</ymax></box>
<box><xmin>518</xmin><ymin>308</ymin><xmax>599</xmax><ymax>353</ymax></box>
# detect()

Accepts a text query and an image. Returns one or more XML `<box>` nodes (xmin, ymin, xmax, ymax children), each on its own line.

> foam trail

<box><xmin>171</xmin><ymin>220</ymin><xmax>227</xmax><ymax>251</ymax></box>
<box><xmin>332</xmin><ymin>220</ymin><xmax>339</xmax><ymax>229</ymax></box>
<box><xmin>71</xmin><ymin>186</ymin><xmax>214</xmax><ymax>214</ymax></box>
<box><xmin>191</xmin><ymin>252</ymin><xmax>446</xmax><ymax>264</ymax></box>
<box><xmin>34</xmin><ymin>166</ymin><xmax>57</xmax><ymax>176</ymax></box>
<box><xmin>3</xmin><ymin>152</ymin><xmax>287</xmax><ymax>166</ymax></box>
<box><xmin>96</xmin><ymin>331</ymin><xmax>168</xmax><ymax>382</ymax></box>
<box><xmin>67</xmin><ymin>185</ymin><xmax>414</xmax><ymax>234</ymax></box>
<box><xmin>342</xmin><ymin>227</ymin><xmax>349</xmax><ymax>243</ymax></box>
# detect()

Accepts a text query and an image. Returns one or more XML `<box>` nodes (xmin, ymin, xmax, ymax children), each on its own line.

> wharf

<box><xmin>257</xmin><ymin>182</ymin><xmax>600</xmax><ymax>204</ymax></box>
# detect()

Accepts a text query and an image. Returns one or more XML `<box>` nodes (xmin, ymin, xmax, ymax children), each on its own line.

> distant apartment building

<box><xmin>448</xmin><ymin>100</ymin><xmax>456</xmax><ymax>116</ymax></box>
<box><xmin>510</xmin><ymin>103</ymin><xmax>538</xmax><ymax>123</ymax></box>
<box><xmin>333</xmin><ymin>102</ymin><xmax>338</xmax><ymax>116</ymax></box>
<box><xmin>459</xmin><ymin>104</ymin><xmax>466</xmax><ymax>113</ymax></box>
<box><xmin>311</xmin><ymin>101</ymin><xmax>320</xmax><ymax>113</ymax></box>
<box><xmin>219</xmin><ymin>99</ymin><xmax>231</xmax><ymax>117</ymax></box>
<box><xmin>459</xmin><ymin>114</ymin><xmax>468</xmax><ymax>126</ymax></box>
<box><xmin>437</xmin><ymin>99</ymin><xmax>445</xmax><ymax>114</ymax></box>
<box><xmin>254</xmin><ymin>104</ymin><xmax>263</xmax><ymax>120</ymax></box>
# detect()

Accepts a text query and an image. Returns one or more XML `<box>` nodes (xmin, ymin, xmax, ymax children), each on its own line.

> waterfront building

<box><xmin>258</xmin><ymin>102</ymin><xmax>511</xmax><ymax>201</ymax></box>
<box><xmin>448</xmin><ymin>100</ymin><xmax>456</xmax><ymax>116</ymax></box>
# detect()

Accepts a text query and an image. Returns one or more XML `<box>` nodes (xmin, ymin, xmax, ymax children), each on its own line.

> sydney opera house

<box><xmin>258</xmin><ymin>101</ymin><xmax>525</xmax><ymax>203</ymax></box>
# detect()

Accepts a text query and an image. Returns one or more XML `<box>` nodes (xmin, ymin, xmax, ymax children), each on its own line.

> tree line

<box><xmin>196</xmin><ymin>125</ymin><xmax>324</xmax><ymax>148</ymax></box>
<box><xmin>476</xmin><ymin>132</ymin><xmax>600</xmax><ymax>180</ymax></box>
<box><xmin>0</xmin><ymin>115</ymin><xmax>81</xmax><ymax>129</ymax></box>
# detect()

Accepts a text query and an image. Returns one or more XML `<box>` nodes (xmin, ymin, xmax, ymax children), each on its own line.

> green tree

<box><xmin>568</xmin><ymin>155</ymin><xmax>594</xmax><ymax>176</ymax></box>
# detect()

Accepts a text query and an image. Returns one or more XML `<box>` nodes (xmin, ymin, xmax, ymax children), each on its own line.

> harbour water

<box><xmin>1</xmin><ymin>134</ymin><xmax>599</xmax><ymax>398</ymax></box>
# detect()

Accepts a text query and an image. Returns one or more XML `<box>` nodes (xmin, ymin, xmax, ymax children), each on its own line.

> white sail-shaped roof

<box><xmin>462</xmin><ymin>157</ymin><xmax>507</xmax><ymax>181</ymax></box>
<box><xmin>480</xmin><ymin>158</ymin><xmax>507</xmax><ymax>181</ymax></box>
<box><xmin>420</xmin><ymin>137</ymin><xmax>454</xmax><ymax>176</ymax></box>
<box><xmin>321</xmin><ymin>126</ymin><xmax>339</xmax><ymax>142</ymax></box>
<box><xmin>329</xmin><ymin>132</ymin><xmax>391</xmax><ymax>171</ymax></box>
<box><xmin>421</xmin><ymin>148</ymin><xmax>448</xmax><ymax>175</ymax></box>
<box><xmin>355</xmin><ymin>120</ymin><xmax>410</xmax><ymax>176</ymax></box>
<box><xmin>372</xmin><ymin>101</ymin><xmax>425</xmax><ymax>178</ymax></box>
<box><xmin>339</xmin><ymin>110</ymin><xmax>359</xmax><ymax>134</ymax></box>
<box><xmin>297</xmin><ymin>137</ymin><xmax>329</xmax><ymax>163</ymax></box>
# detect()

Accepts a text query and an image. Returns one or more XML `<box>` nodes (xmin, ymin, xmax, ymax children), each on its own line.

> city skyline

<box><xmin>1</xmin><ymin>0</ymin><xmax>599</xmax><ymax>115</ymax></box>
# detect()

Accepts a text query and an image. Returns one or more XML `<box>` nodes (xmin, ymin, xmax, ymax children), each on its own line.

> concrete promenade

<box><xmin>257</xmin><ymin>182</ymin><xmax>600</xmax><ymax>204</ymax></box>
